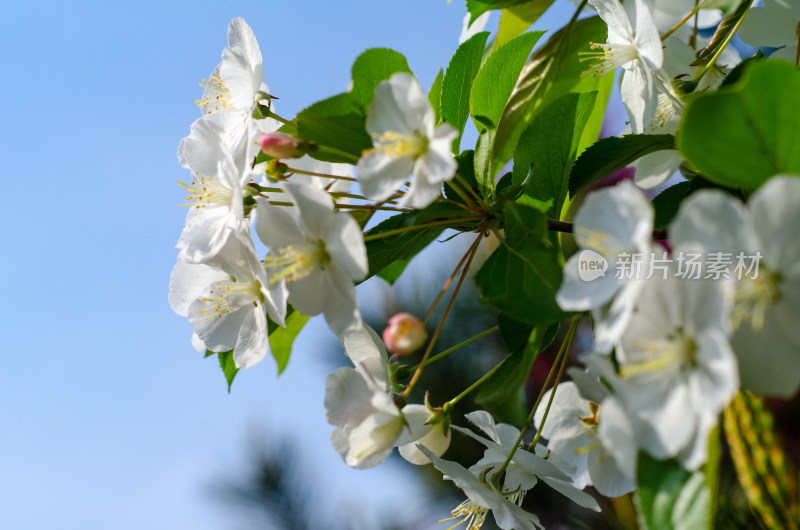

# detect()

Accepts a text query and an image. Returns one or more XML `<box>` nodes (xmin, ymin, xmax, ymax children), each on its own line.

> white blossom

<box><xmin>255</xmin><ymin>183</ymin><xmax>367</xmax><ymax>337</ymax></box>
<box><xmin>324</xmin><ymin>326</ymin><xmax>450</xmax><ymax>468</ymax></box>
<box><xmin>557</xmin><ymin>180</ymin><xmax>654</xmax><ymax>352</ymax></box>
<box><xmin>586</xmin><ymin>0</ymin><xmax>665</xmax><ymax>133</ymax></box>
<box><xmin>357</xmin><ymin>72</ymin><xmax>458</xmax><ymax>209</ymax></box>
<box><xmin>168</xmin><ymin>234</ymin><xmax>287</xmax><ymax>369</ymax></box>
<box><xmin>588</xmin><ymin>265</ymin><xmax>739</xmax><ymax>471</ymax></box>
<box><xmin>740</xmin><ymin>0</ymin><xmax>800</xmax><ymax>64</ymax></box>
<box><xmin>670</xmin><ymin>175</ymin><xmax>800</xmax><ymax>396</ymax></box>
<box><xmin>176</xmin><ymin>118</ymin><xmax>259</xmax><ymax>263</ymax></box>
<box><xmin>533</xmin><ymin>382</ymin><xmax>634</xmax><ymax>497</ymax></box>
<box><xmin>195</xmin><ymin>18</ymin><xmax>278</xmax><ymax>159</ymax></box>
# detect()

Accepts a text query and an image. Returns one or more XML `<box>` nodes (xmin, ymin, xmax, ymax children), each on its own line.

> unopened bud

<box><xmin>383</xmin><ymin>313</ymin><xmax>428</xmax><ymax>356</ymax></box>
<box><xmin>257</xmin><ymin>132</ymin><xmax>308</xmax><ymax>159</ymax></box>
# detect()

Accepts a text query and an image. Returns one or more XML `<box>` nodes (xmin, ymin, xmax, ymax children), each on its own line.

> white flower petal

<box><xmin>633</xmin><ymin>150</ymin><xmax>682</xmax><ymax>189</ymax></box>
<box><xmin>283</xmin><ymin>183</ymin><xmax>335</xmax><ymax>239</ymax></box>
<box><xmin>168</xmin><ymin>261</ymin><xmax>225</xmax><ymax>316</ymax></box>
<box><xmin>254</xmin><ymin>200</ymin><xmax>306</xmax><ymax>251</ymax></box>
<box><xmin>748</xmin><ymin>175</ymin><xmax>800</xmax><ymax>269</ymax></box>
<box><xmin>321</xmin><ymin>211</ymin><xmax>368</xmax><ymax>282</ymax></box>
<box><xmin>670</xmin><ymin>190</ymin><xmax>758</xmax><ymax>254</ymax></box>
<box><xmin>557</xmin><ymin>253</ymin><xmax>622</xmax><ymax>311</ymax></box>
<box><xmin>232</xmin><ymin>306</ymin><xmax>269</xmax><ymax>369</ymax></box>
<box><xmin>357</xmin><ymin>150</ymin><xmax>414</xmax><ymax>202</ymax></box>
<box><xmin>366</xmin><ymin>73</ymin><xmax>431</xmax><ymax>136</ymax></box>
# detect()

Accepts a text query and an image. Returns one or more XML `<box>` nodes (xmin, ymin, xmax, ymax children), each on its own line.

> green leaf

<box><xmin>270</xmin><ymin>310</ymin><xmax>310</xmax><ymax>374</ymax></box>
<box><xmin>474</xmin><ymin>128</ymin><xmax>497</xmax><ymax>200</ymax></box>
<box><xmin>470</xmin><ymin>31</ymin><xmax>544</xmax><ymax>131</ymax></box>
<box><xmin>492</xmin><ymin>16</ymin><xmax>608</xmax><ymax>175</ymax></box>
<box><xmin>474</xmin><ymin>203</ymin><xmax>567</xmax><ymax>324</ymax></box>
<box><xmin>441</xmin><ymin>31</ymin><xmax>490</xmax><ymax>152</ymax></box>
<box><xmin>719</xmin><ymin>51</ymin><xmax>764</xmax><ymax>88</ymax></box>
<box><xmin>296</xmin><ymin>93</ymin><xmax>371</xmax><ymax>164</ymax></box>
<box><xmin>495</xmin><ymin>1</ymin><xmax>555</xmax><ymax>49</ymax></box>
<box><xmin>635</xmin><ymin>453</ymin><xmax>711</xmax><ymax>530</ymax></box>
<box><xmin>429</xmin><ymin>68</ymin><xmax>444</xmax><ymax>125</ymax></box>
<box><xmin>513</xmin><ymin>91</ymin><xmax>598</xmax><ymax>220</ymax></box>
<box><xmin>569</xmin><ymin>134</ymin><xmax>676</xmax><ymax>196</ymax></box>
<box><xmin>444</xmin><ymin>149</ymin><xmax>481</xmax><ymax>204</ymax></box>
<box><xmin>365</xmin><ymin>202</ymin><xmax>474</xmax><ymax>283</ymax></box>
<box><xmin>572</xmin><ymin>68</ymin><xmax>614</xmax><ymax>156</ymax></box>
<box><xmin>218</xmin><ymin>350</ymin><xmax>239</xmax><ymax>393</ymax></box>
<box><xmin>349</xmin><ymin>48</ymin><xmax>412</xmax><ymax>110</ymax></box>
<box><xmin>678</xmin><ymin>60</ymin><xmax>800</xmax><ymax>189</ymax></box>
<box><xmin>652</xmin><ymin>180</ymin><xmax>690</xmax><ymax>230</ymax></box>
<box><xmin>466</xmin><ymin>0</ymin><xmax>531</xmax><ymax>22</ymax></box>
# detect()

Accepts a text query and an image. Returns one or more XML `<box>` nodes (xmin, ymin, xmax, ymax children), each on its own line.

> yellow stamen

<box><xmin>580</xmin><ymin>42</ymin><xmax>640</xmax><ymax>78</ymax></box>
<box><xmin>195</xmin><ymin>75</ymin><xmax>232</xmax><ymax>114</ymax></box>
<box><xmin>621</xmin><ymin>330</ymin><xmax>697</xmax><ymax>380</ymax></box>
<box><xmin>199</xmin><ymin>279</ymin><xmax>262</xmax><ymax>320</ymax></box>
<box><xmin>263</xmin><ymin>241</ymin><xmax>329</xmax><ymax>284</ymax></box>
<box><xmin>178</xmin><ymin>173</ymin><xmax>233</xmax><ymax>209</ymax></box>
<box><xmin>732</xmin><ymin>270</ymin><xmax>780</xmax><ymax>332</ymax></box>
<box><xmin>369</xmin><ymin>130</ymin><xmax>428</xmax><ymax>159</ymax></box>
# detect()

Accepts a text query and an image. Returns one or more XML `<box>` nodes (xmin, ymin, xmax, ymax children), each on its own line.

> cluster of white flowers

<box><xmin>583</xmin><ymin>0</ymin><xmax>742</xmax><ymax>188</ymax></box>
<box><xmin>170</xmin><ymin>15</ymin><xmax>465</xmax><ymax>487</ymax></box>
<box><xmin>169</xmin><ymin>18</ymin><xmax>459</xmax><ymax>365</ymax></box>
<box><xmin>170</xmin><ymin>6</ymin><xmax>800</xmax><ymax>529</ymax></box>
<box><xmin>544</xmin><ymin>175</ymin><xmax>800</xmax><ymax>495</ymax></box>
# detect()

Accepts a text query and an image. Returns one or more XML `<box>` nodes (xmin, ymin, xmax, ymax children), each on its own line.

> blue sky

<box><xmin>0</xmin><ymin>1</ymin><xmax>589</xmax><ymax>528</ymax></box>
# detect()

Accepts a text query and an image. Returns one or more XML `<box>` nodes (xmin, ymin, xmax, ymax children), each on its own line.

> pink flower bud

<box><xmin>257</xmin><ymin>132</ymin><xmax>307</xmax><ymax>159</ymax></box>
<box><xmin>383</xmin><ymin>313</ymin><xmax>428</xmax><ymax>356</ymax></box>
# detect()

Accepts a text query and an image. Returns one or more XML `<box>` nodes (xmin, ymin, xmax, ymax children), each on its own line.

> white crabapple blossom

<box><xmin>357</xmin><ymin>72</ymin><xmax>458</xmax><ymax>209</ymax></box>
<box><xmin>670</xmin><ymin>175</ymin><xmax>800</xmax><ymax>396</ymax></box>
<box><xmin>631</xmin><ymin>33</ymin><xmax>738</xmax><ymax>188</ymax></box>
<box><xmin>168</xmin><ymin>234</ymin><xmax>287</xmax><ymax>369</ymax></box>
<box><xmin>585</xmin><ymin>0</ymin><xmax>665</xmax><ymax>133</ymax></box>
<box><xmin>586</xmin><ymin>264</ymin><xmax>739</xmax><ymax>472</ymax></box>
<box><xmin>533</xmin><ymin>382</ymin><xmax>634</xmax><ymax>497</ymax></box>
<box><xmin>176</xmin><ymin>117</ymin><xmax>260</xmax><ymax>263</ymax></box>
<box><xmin>255</xmin><ymin>183</ymin><xmax>367</xmax><ymax>337</ymax></box>
<box><xmin>739</xmin><ymin>0</ymin><xmax>800</xmax><ymax>64</ymax></box>
<box><xmin>557</xmin><ymin>180</ymin><xmax>654</xmax><ymax>352</ymax></box>
<box><xmin>196</xmin><ymin>17</ymin><xmax>278</xmax><ymax>156</ymax></box>
<box><xmin>420</xmin><ymin>411</ymin><xmax>599</xmax><ymax>530</ymax></box>
<box><xmin>324</xmin><ymin>326</ymin><xmax>450</xmax><ymax>468</ymax></box>
<box><xmin>418</xmin><ymin>445</ymin><xmax>545</xmax><ymax>530</ymax></box>
<box><xmin>453</xmin><ymin>412</ymin><xmax>600</xmax><ymax>511</ymax></box>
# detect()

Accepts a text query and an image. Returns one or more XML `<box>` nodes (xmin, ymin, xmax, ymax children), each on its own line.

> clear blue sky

<box><xmin>0</xmin><ymin>1</ymin><xmax>591</xmax><ymax>528</ymax></box>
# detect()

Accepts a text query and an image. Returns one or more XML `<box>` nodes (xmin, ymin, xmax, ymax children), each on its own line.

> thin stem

<box><xmin>795</xmin><ymin>23</ymin><xmax>799</xmax><ymax>67</ymax></box>
<box><xmin>445</xmin><ymin>355</ymin><xmax>508</xmax><ymax>409</ymax></box>
<box><xmin>528</xmin><ymin>323</ymin><xmax>577</xmax><ymax>449</ymax></box>
<box><xmin>284</xmin><ymin>166</ymin><xmax>358</xmax><ymax>183</ymax></box>
<box><xmin>493</xmin><ymin>319</ymin><xmax>579</xmax><ymax>482</ymax></box>
<box><xmin>362</xmin><ymin>216</ymin><xmax>483</xmax><ymax>242</ymax></box>
<box><xmin>661</xmin><ymin>0</ymin><xmax>711</xmax><ymax>42</ymax></box>
<box><xmin>421</xmin><ymin>241</ymin><xmax>479</xmax><ymax>324</ymax></box>
<box><xmin>398</xmin><ymin>230</ymin><xmax>486</xmax><ymax>402</ymax></box>
<box><xmin>690</xmin><ymin>0</ymin><xmax>700</xmax><ymax>49</ymax></box>
<box><xmin>452</xmin><ymin>173</ymin><xmax>483</xmax><ymax>209</ymax></box>
<box><xmin>569</xmin><ymin>0</ymin><xmax>588</xmax><ymax>27</ymax></box>
<box><xmin>694</xmin><ymin>2</ymin><xmax>751</xmax><ymax>83</ymax></box>
<box><xmin>416</xmin><ymin>326</ymin><xmax>499</xmax><ymax>369</ymax></box>
<box><xmin>266</xmin><ymin>110</ymin><xmax>296</xmax><ymax>127</ymax></box>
